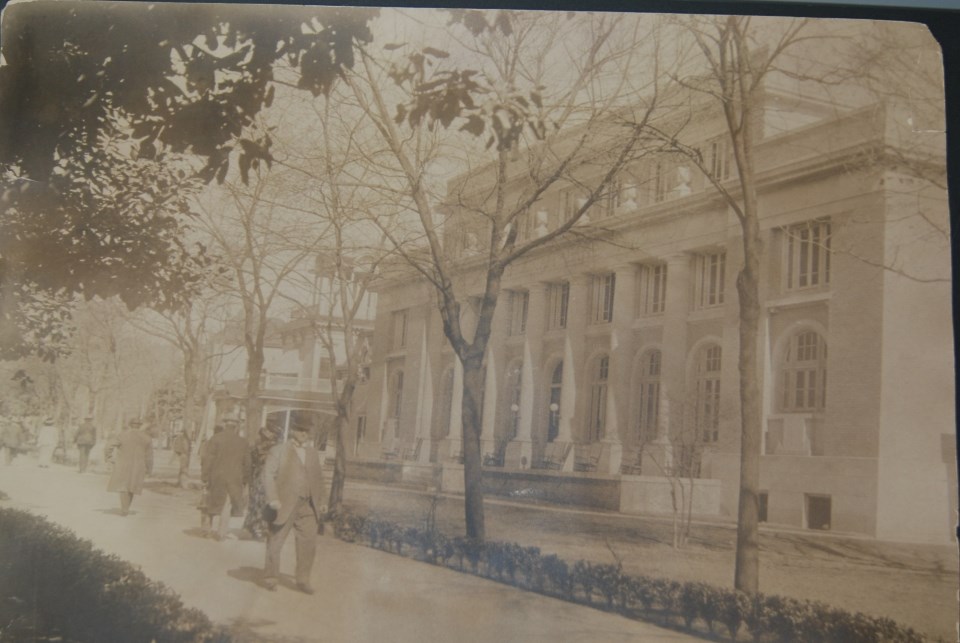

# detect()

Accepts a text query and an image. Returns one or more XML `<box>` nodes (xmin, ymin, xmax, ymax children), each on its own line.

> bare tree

<box><xmin>269</xmin><ymin>88</ymin><xmax>396</xmax><ymax>513</ymax></box>
<box><xmin>196</xmin><ymin>169</ymin><xmax>332</xmax><ymax>438</ymax></box>
<box><xmin>347</xmin><ymin>10</ymin><xmax>666</xmax><ymax>540</ymax></box>
<box><xmin>645</xmin><ymin>15</ymin><xmax>815</xmax><ymax>593</ymax></box>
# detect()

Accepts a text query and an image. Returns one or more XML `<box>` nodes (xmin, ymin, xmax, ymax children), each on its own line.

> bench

<box><xmin>534</xmin><ymin>441</ymin><xmax>572</xmax><ymax>470</ymax></box>
<box><xmin>573</xmin><ymin>442</ymin><xmax>603</xmax><ymax>472</ymax></box>
<box><xmin>402</xmin><ymin>438</ymin><xmax>423</xmax><ymax>461</ymax></box>
<box><xmin>619</xmin><ymin>448</ymin><xmax>643</xmax><ymax>475</ymax></box>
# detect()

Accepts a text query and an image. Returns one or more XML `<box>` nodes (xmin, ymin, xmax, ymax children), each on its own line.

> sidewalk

<box><xmin>0</xmin><ymin>460</ymin><xmax>699</xmax><ymax>643</ymax></box>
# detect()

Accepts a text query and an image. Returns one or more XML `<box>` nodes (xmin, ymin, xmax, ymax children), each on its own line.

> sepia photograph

<box><xmin>0</xmin><ymin>2</ymin><xmax>955</xmax><ymax>641</ymax></box>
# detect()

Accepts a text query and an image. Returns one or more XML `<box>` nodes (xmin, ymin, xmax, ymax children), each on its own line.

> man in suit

<box><xmin>262</xmin><ymin>422</ymin><xmax>327</xmax><ymax>593</ymax></box>
<box><xmin>105</xmin><ymin>418</ymin><xmax>153</xmax><ymax>516</ymax></box>
<box><xmin>201</xmin><ymin>418</ymin><xmax>251</xmax><ymax>540</ymax></box>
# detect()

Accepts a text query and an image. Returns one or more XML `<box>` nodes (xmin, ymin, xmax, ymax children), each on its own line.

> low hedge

<box><xmin>0</xmin><ymin>508</ymin><xmax>227</xmax><ymax>642</ymax></box>
<box><xmin>332</xmin><ymin>510</ymin><xmax>927</xmax><ymax>643</ymax></box>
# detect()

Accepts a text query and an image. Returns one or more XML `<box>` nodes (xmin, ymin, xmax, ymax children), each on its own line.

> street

<box><xmin>0</xmin><ymin>458</ymin><xmax>697</xmax><ymax>643</ymax></box>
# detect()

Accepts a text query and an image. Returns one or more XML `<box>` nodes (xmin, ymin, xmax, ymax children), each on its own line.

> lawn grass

<box><xmin>342</xmin><ymin>483</ymin><xmax>958</xmax><ymax>641</ymax></box>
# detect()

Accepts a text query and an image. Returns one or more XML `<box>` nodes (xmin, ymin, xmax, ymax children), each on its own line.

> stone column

<box><xmin>446</xmin><ymin>358</ymin><xmax>464</xmax><ymax>460</ymax></box>
<box><xmin>414</xmin><ymin>325</ymin><xmax>434</xmax><ymax>463</ymax></box>
<box><xmin>660</xmin><ymin>253</ymin><xmax>691</xmax><ymax>440</ymax></box>
<box><xmin>507</xmin><ymin>284</ymin><xmax>546</xmax><ymax>469</ymax></box>
<box><xmin>479</xmin><ymin>347</ymin><xmax>498</xmax><ymax>458</ymax></box>
<box><xmin>597</xmin><ymin>264</ymin><xmax>636</xmax><ymax>474</ymax></box>
<box><xmin>554</xmin><ymin>275</ymin><xmax>589</xmax><ymax>473</ymax></box>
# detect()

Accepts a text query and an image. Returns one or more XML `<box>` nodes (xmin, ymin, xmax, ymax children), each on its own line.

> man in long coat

<box><xmin>201</xmin><ymin>418</ymin><xmax>251</xmax><ymax>540</ymax></box>
<box><xmin>262</xmin><ymin>422</ymin><xmax>327</xmax><ymax>593</ymax></box>
<box><xmin>106</xmin><ymin>418</ymin><xmax>153</xmax><ymax>516</ymax></box>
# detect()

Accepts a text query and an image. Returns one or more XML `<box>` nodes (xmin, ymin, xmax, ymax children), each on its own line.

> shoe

<box><xmin>296</xmin><ymin>582</ymin><xmax>314</xmax><ymax>595</ymax></box>
<box><xmin>263</xmin><ymin>578</ymin><xmax>278</xmax><ymax>591</ymax></box>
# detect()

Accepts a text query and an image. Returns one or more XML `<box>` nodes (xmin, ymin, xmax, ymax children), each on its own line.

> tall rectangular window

<box><xmin>509</xmin><ymin>290</ymin><xmax>529</xmax><ymax>336</ymax></box>
<box><xmin>785</xmin><ymin>219</ymin><xmax>831</xmax><ymax>291</ymax></box>
<box><xmin>391</xmin><ymin>310</ymin><xmax>408</xmax><ymax>349</ymax></box>
<box><xmin>636</xmin><ymin>263</ymin><xmax>668</xmax><ymax>316</ymax></box>
<box><xmin>694</xmin><ymin>251</ymin><xmax>726</xmax><ymax>309</ymax></box>
<box><xmin>602</xmin><ymin>178</ymin><xmax>622</xmax><ymax>218</ymax></box>
<box><xmin>708</xmin><ymin>137</ymin><xmax>731</xmax><ymax>181</ymax></box>
<box><xmin>590</xmin><ymin>273</ymin><xmax>616</xmax><ymax>324</ymax></box>
<box><xmin>562</xmin><ymin>189</ymin><xmax>579</xmax><ymax>223</ymax></box>
<box><xmin>547</xmin><ymin>282</ymin><xmax>569</xmax><ymax>330</ymax></box>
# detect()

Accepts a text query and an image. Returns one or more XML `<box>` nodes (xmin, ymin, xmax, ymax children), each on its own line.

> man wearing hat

<box><xmin>262</xmin><ymin>422</ymin><xmax>327</xmax><ymax>593</ymax></box>
<box><xmin>200</xmin><ymin>418</ymin><xmax>251</xmax><ymax>540</ymax></box>
<box><xmin>105</xmin><ymin>418</ymin><xmax>153</xmax><ymax>516</ymax></box>
<box><xmin>74</xmin><ymin>416</ymin><xmax>97</xmax><ymax>473</ymax></box>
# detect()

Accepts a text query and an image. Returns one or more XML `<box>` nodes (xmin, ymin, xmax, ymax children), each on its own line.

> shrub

<box><xmin>0</xmin><ymin>508</ymin><xmax>226</xmax><ymax>642</ymax></box>
<box><xmin>330</xmin><ymin>509</ymin><xmax>927</xmax><ymax>643</ymax></box>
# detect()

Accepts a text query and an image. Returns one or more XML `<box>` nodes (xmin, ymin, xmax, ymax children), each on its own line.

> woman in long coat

<box><xmin>106</xmin><ymin>418</ymin><xmax>153</xmax><ymax>516</ymax></box>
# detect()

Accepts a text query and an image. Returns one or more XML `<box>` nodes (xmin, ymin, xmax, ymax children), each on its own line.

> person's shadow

<box><xmin>182</xmin><ymin>527</ymin><xmax>210</xmax><ymax>539</ymax></box>
<box><xmin>97</xmin><ymin>508</ymin><xmax>137</xmax><ymax>516</ymax></box>
<box><xmin>228</xmin><ymin>566</ymin><xmax>298</xmax><ymax>591</ymax></box>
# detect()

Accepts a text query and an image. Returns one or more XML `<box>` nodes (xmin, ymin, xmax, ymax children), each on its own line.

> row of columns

<box><xmin>383</xmin><ymin>250</ymin><xmax>726</xmax><ymax>474</ymax></box>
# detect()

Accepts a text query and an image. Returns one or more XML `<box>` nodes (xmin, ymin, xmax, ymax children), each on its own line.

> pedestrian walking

<box><xmin>36</xmin><ymin>417</ymin><xmax>58</xmax><ymax>468</ymax></box>
<box><xmin>171</xmin><ymin>430</ymin><xmax>191</xmax><ymax>487</ymax></box>
<box><xmin>262</xmin><ymin>422</ymin><xmax>327</xmax><ymax>593</ymax></box>
<box><xmin>74</xmin><ymin>416</ymin><xmax>97</xmax><ymax>473</ymax></box>
<box><xmin>1</xmin><ymin>416</ymin><xmax>27</xmax><ymax>465</ymax></box>
<box><xmin>241</xmin><ymin>424</ymin><xmax>282</xmax><ymax>540</ymax></box>
<box><xmin>200</xmin><ymin>418</ymin><xmax>251</xmax><ymax>540</ymax></box>
<box><xmin>105</xmin><ymin>418</ymin><xmax>153</xmax><ymax>516</ymax></box>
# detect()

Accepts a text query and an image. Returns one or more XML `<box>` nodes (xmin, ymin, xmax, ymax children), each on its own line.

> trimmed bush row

<box><xmin>332</xmin><ymin>511</ymin><xmax>926</xmax><ymax>643</ymax></box>
<box><xmin>0</xmin><ymin>508</ymin><xmax>227</xmax><ymax>643</ymax></box>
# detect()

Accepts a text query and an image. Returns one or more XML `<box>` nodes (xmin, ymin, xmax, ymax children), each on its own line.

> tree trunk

<box><xmin>732</xmin><ymin>121</ymin><xmax>763</xmax><ymax>592</ymax></box>
<box><xmin>328</xmin><ymin>378</ymin><xmax>356</xmax><ymax>513</ymax></box>
<box><xmin>461</xmin><ymin>354</ymin><xmax>486</xmax><ymax>541</ymax></box>
<box><xmin>245</xmin><ymin>348</ymin><xmax>264</xmax><ymax>440</ymax></box>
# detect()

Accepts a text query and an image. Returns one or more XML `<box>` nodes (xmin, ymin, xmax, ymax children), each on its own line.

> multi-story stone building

<box><xmin>361</xmin><ymin>77</ymin><xmax>953</xmax><ymax>544</ymax></box>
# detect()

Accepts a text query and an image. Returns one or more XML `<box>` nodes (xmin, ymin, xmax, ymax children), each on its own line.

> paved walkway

<box><xmin>0</xmin><ymin>459</ymin><xmax>698</xmax><ymax>643</ymax></box>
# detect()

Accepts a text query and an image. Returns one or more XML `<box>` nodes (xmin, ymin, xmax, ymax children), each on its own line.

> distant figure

<box><xmin>105</xmin><ymin>418</ymin><xmax>154</xmax><ymax>516</ymax></box>
<box><xmin>201</xmin><ymin>419</ymin><xmax>251</xmax><ymax>540</ymax></box>
<box><xmin>36</xmin><ymin>417</ymin><xmax>58</xmax><ymax>468</ymax></box>
<box><xmin>1</xmin><ymin>417</ymin><xmax>27</xmax><ymax>465</ymax></box>
<box><xmin>242</xmin><ymin>424</ymin><xmax>283</xmax><ymax>541</ymax></box>
<box><xmin>262</xmin><ymin>423</ymin><xmax>327</xmax><ymax>594</ymax></box>
<box><xmin>74</xmin><ymin>416</ymin><xmax>97</xmax><ymax>473</ymax></box>
<box><xmin>171</xmin><ymin>430</ymin><xmax>192</xmax><ymax>488</ymax></box>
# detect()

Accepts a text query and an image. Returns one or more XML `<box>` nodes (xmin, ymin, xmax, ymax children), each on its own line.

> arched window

<box><xmin>780</xmin><ymin>330</ymin><xmax>827</xmax><ymax>412</ymax></box>
<box><xmin>547</xmin><ymin>362</ymin><xmax>563</xmax><ymax>442</ymax></box>
<box><xmin>695</xmin><ymin>345</ymin><xmax>721</xmax><ymax>443</ymax></box>
<box><xmin>587</xmin><ymin>355</ymin><xmax>609</xmax><ymax>442</ymax></box>
<box><xmin>636</xmin><ymin>350</ymin><xmax>661</xmax><ymax>442</ymax></box>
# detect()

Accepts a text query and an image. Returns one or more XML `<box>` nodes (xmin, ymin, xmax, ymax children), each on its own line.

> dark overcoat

<box><xmin>106</xmin><ymin>429</ymin><xmax>153</xmax><ymax>494</ymax></box>
<box><xmin>201</xmin><ymin>430</ymin><xmax>251</xmax><ymax>512</ymax></box>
